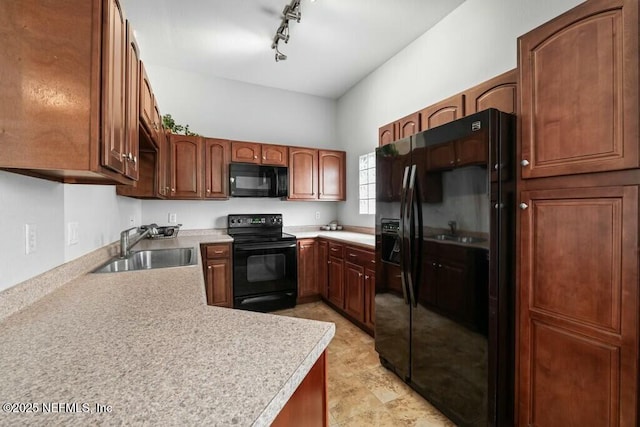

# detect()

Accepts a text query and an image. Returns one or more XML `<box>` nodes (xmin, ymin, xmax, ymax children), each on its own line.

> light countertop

<box><xmin>0</xmin><ymin>234</ymin><xmax>334</xmax><ymax>426</ymax></box>
<box><xmin>291</xmin><ymin>231</ymin><xmax>375</xmax><ymax>249</ymax></box>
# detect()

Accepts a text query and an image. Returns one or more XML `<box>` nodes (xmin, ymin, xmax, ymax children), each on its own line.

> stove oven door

<box><xmin>232</xmin><ymin>240</ymin><xmax>298</xmax><ymax>312</ymax></box>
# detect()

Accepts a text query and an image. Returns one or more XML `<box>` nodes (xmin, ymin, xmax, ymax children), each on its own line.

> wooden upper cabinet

<box><xmin>518</xmin><ymin>185</ymin><xmax>638</xmax><ymax>427</ymax></box>
<box><xmin>0</xmin><ymin>0</ymin><xmax>139</xmax><ymax>184</ymax></box>
<box><xmin>379</xmin><ymin>122</ymin><xmax>397</xmax><ymax>147</ymax></box>
<box><xmin>168</xmin><ymin>135</ymin><xmax>203</xmax><ymax>199</ymax></box>
<box><xmin>231</xmin><ymin>141</ymin><xmax>288</xmax><ymax>166</ymax></box>
<box><xmin>465</xmin><ymin>69</ymin><xmax>517</xmax><ymax>115</ymax></box>
<box><xmin>426</xmin><ymin>143</ymin><xmax>456</xmax><ymax>170</ymax></box>
<box><xmin>101</xmin><ymin>0</ymin><xmax>128</xmax><ymax>177</ymax></box>
<box><xmin>261</xmin><ymin>144</ymin><xmax>288</xmax><ymax>166</ymax></box>
<box><xmin>123</xmin><ymin>22</ymin><xmax>139</xmax><ymax>181</ymax></box>
<box><xmin>288</xmin><ymin>147</ymin><xmax>318</xmax><ymax>200</ymax></box>
<box><xmin>204</xmin><ymin>138</ymin><xmax>230</xmax><ymax>199</ymax></box>
<box><xmin>419</xmin><ymin>94</ymin><xmax>465</xmax><ymax>130</ymax></box>
<box><xmin>139</xmin><ymin>62</ymin><xmax>155</xmax><ymax>136</ymax></box>
<box><xmin>519</xmin><ymin>0</ymin><xmax>638</xmax><ymax>179</ymax></box>
<box><xmin>231</xmin><ymin>141</ymin><xmax>261</xmax><ymax>164</ymax></box>
<box><xmin>398</xmin><ymin>112</ymin><xmax>421</xmax><ymax>139</ymax></box>
<box><xmin>318</xmin><ymin>150</ymin><xmax>345</xmax><ymax>201</ymax></box>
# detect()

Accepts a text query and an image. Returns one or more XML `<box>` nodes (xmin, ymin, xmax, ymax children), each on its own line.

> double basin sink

<box><xmin>426</xmin><ymin>234</ymin><xmax>487</xmax><ymax>244</ymax></box>
<box><xmin>93</xmin><ymin>247</ymin><xmax>197</xmax><ymax>273</ymax></box>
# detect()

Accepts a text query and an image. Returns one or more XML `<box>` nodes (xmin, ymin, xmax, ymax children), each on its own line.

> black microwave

<box><xmin>229</xmin><ymin>163</ymin><xmax>288</xmax><ymax>198</ymax></box>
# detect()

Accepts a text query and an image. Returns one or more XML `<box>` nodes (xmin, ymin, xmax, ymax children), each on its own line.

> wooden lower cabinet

<box><xmin>344</xmin><ymin>262</ymin><xmax>365</xmax><ymax>323</ymax></box>
<box><xmin>318</xmin><ymin>239</ymin><xmax>375</xmax><ymax>335</ymax></box>
<box><xmin>298</xmin><ymin>239</ymin><xmax>320</xmax><ymax>303</ymax></box>
<box><xmin>201</xmin><ymin>243</ymin><xmax>232</xmax><ymax>307</ymax></box>
<box><xmin>272</xmin><ymin>351</ymin><xmax>328</xmax><ymax>427</ymax></box>
<box><xmin>318</xmin><ymin>240</ymin><xmax>329</xmax><ymax>299</ymax></box>
<box><xmin>518</xmin><ymin>185</ymin><xmax>638</xmax><ymax>426</ymax></box>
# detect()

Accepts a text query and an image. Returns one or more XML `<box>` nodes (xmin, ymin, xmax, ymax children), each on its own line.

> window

<box><xmin>359</xmin><ymin>152</ymin><xmax>376</xmax><ymax>215</ymax></box>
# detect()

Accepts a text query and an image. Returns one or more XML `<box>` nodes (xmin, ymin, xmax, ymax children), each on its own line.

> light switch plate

<box><xmin>25</xmin><ymin>223</ymin><xmax>37</xmax><ymax>254</ymax></box>
<box><xmin>68</xmin><ymin>222</ymin><xmax>79</xmax><ymax>245</ymax></box>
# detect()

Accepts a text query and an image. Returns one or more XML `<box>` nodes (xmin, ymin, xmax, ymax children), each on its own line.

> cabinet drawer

<box><xmin>205</xmin><ymin>243</ymin><xmax>230</xmax><ymax>259</ymax></box>
<box><xmin>345</xmin><ymin>246</ymin><xmax>374</xmax><ymax>267</ymax></box>
<box><xmin>328</xmin><ymin>242</ymin><xmax>344</xmax><ymax>258</ymax></box>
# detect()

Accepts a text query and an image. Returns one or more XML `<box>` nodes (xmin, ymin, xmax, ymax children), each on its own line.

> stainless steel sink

<box><xmin>93</xmin><ymin>247</ymin><xmax>197</xmax><ymax>273</ymax></box>
<box><xmin>426</xmin><ymin>234</ymin><xmax>487</xmax><ymax>244</ymax></box>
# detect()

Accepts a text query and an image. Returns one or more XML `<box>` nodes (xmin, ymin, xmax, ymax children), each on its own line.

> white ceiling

<box><xmin>121</xmin><ymin>0</ymin><xmax>465</xmax><ymax>99</ymax></box>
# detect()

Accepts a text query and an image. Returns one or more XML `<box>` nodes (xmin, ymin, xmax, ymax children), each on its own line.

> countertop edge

<box><xmin>253</xmin><ymin>324</ymin><xmax>336</xmax><ymax>426</ymax></box>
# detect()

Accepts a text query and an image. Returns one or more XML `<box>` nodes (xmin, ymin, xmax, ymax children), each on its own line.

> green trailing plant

<box><xmin>162</xmin><ymin>114</ymin><xmax>199</xmax><ymax>136</ymax></box>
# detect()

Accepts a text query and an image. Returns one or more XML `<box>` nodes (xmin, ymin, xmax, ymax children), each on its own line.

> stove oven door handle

<box><xmin>234</xmin><ymin>242</ymin><xmax>297</xmax><ymax>251</ymax></box>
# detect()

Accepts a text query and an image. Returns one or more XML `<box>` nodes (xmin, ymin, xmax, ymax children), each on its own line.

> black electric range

<box><xmin>228</xmin><ymin>214</ymin><xmax>298</xmax><ymax>312</ymax></box>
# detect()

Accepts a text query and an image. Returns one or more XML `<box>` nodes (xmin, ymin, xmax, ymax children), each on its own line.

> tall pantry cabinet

<box><xmin>516</xmin><ymin>0</ymin><xmax>639</xmax><ymax>425</ymax></box>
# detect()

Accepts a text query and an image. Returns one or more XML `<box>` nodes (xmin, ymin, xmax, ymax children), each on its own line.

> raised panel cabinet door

<box><xmin>261</xmin><ymin>144</ymin><xmax>288</xmax><ymax>166</ymax></box>
<box><xmin>398</xmin><ymin>112</ymin><xmax>421</xmax><ymax>139</ymax></box>
<box><xmin>205</xmin><ymin>259</ymin><xmax>232</xmax><ymax>307</ymax></box>
<box><xmin>318</xmin><ymin>150</ymin><xmax>345</xmax><ymax>201</ymax></box>
<box><xmin>297</xmin><ymin>239</ymin><xmax>318</xmax><ymax>298</ymax></box>
<box><xmin>123</xmin><ymin>22</ymin><xmax>140</xmax><ymax>181</ymax></box>
<box><xmin>318</xmin><ymin>240</ymin><xmax>329</xmax><ymax>299</ymax></box>
<box><xmin>139</xmin><ymin>62</ymin><xmax>155</xmax><ymax>135</ymax></box>
<box><xmin>328</xmin><ymin>256</ymin><xmax>344</xmax><ymax>308</ymax></box>
<box><xmin>231</xmin><ymin>141</ymin><xmax>261</xmax><ymax>164</ymax></box>
<box><xmin>101</xmin><ymin>0</ymin><xmax>127</xmax><ymax>175</ymax></box>
<box><xmin>289</xmin><ymin>147</ymin><xmax>318</xmax><ymax>200</ymax></box>
<box><xmin>519</xmin><ymin>0</ymin><xmax>638</xmax><ymax>178</ymax></box>
<box><xmin>419</xmin><ymin>94</ymin><xmax>465</xmax><ymax>130</ymax></box>
<box><xmin>464</xmin><ymin>68</ymin><xmax>517</xmax><ymax>114</ymax></box>
<box><xmin>379</xmin><ymin>122</ymin><xmax>396</xmax><ymax>146</ymax></box>
<box><xmin>204</xmin><ymin>138</ymin><xmax>230</xmax><ymax>199</ymax></box>
<box><xmin>344</xmin><ymin>262</ymin><xmax>365</xmax><ymax>323</ymax></box>
<box><xmin>168</xmin><ymin>135</ymin><xmax>203</xmax><ymax>198</ymax></box>
<box><xmin>518</xmin><ymin>185</ymin><xmax>638</xmax><ymax>427</ymax></box>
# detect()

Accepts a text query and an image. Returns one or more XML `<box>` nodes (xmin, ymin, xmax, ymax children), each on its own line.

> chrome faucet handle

<box><xmin>447</xmin><ymin>220</ymin><xmax>457</xmax><ymax>235</ymax></box>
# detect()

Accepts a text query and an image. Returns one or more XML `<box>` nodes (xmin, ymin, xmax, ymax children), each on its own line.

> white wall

<box><xmin>336</xmin><ymin>0</ymin><xmax>585</xmax><ymax>227</ymax></box>
<box><xmin>0</xmin><ymin>171</ymin><xmax>141</xmax><ymax>291</ymax></box>
<box><xmin>140</xmin><ymin>65</ymin><xmax>341</xmax><ymax>227</ymax></box>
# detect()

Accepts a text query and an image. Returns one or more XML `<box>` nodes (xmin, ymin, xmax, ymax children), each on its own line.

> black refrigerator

<box><xmin>375</xmin><ymin>109</ymin><xmax>515</xmax><ymax>427</ymax></box>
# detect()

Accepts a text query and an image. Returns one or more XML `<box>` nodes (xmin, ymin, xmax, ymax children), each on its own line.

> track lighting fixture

<box><xmin>270</xmin><ymin>0</ymin><xmax>302</xmax><ymax>62</ymax></box>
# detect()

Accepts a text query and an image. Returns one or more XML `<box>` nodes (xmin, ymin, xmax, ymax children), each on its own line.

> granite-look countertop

<box><xmin>0</xmin><ymin>234</ymin><xmax>334</xmax><ymax>426</ymax></box>
<box><xmin>291</xmin><ymin>231</ymin><xmax>375</xmax><ymax>249</ymax></box>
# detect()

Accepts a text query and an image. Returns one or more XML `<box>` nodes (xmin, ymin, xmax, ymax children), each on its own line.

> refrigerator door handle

<box><xmin>405</xmin><ymin>164</ymin><xmax>417</xmax><ymax>307</ymax></box>
<box><xmin>399</xmin><ymin>165</ymin><xmax>410</xmax><ymax>305</ymax></box>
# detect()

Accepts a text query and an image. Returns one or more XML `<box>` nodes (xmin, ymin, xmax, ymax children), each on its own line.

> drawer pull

<box><xmin>349</xmin><ymin>254</ymin><xmax>357</xmax><ymax>258</ymax></box>
<box><xmin>214</xmin><ymin>250</ymin><xmax>224</xmax><ymax>254</ymax></box>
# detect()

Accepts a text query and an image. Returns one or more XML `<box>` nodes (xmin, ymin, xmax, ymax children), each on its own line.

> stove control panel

<box><xmin>228</xmin><ymin>214</ymin><xmax>283</xmax><ymax>228</ymax></box>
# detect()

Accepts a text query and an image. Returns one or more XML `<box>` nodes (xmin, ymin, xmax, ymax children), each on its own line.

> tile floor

<box><xmin>275</xmin><ymin>302</ymin><xmax>455</xmax><ymax>427</ymax></box>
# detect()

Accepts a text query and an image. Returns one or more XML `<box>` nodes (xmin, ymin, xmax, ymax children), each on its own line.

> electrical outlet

<box><xmin>315</xmin><ymin>211</ymin><xmax>320</xmax><ymax>220</ymax></box>
<box><xmin>129</xmin><ymin>216</ymin><xmax>135</xmax><ymax>226</ymax></box>
<box><xmin>25</xmin><ymin>223</ymin><xmax>37</xmax><ymax>254</ymax></box>
<box><xmin>67</xmin><ymin>222</ymin><xmax>79</xmax><ymax>245</ymax></box>
<box><xmin>168</xmin><ymin>213</ymin><xmax>177</xmax><ymax>223</ymax></box>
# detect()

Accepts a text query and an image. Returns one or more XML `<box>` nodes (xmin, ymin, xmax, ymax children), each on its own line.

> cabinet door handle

<box><xmin>207</xmin><ymin>266</ymin><xmax>212</xmax><ymax>270</ymax></box>
<box><xmin>457</xmin><ymin>158</ymin><xmax>461</xmax><ymax>162</ymax></box>
<box><xmin>449</xmin><ymin>160</ymin><xmax>454</xmax><ymax>164</ymax></box>
<box><xmin>171</xmin><ymin>188</ymin><xmax>176</xmax><ymax>192</ymax></box>
<box><xmin>521</xmin><ymin>159</ymin><xmax>530</xmax><ymax>167</ymax></box>
<box><xmin>432</xmin><ymin>262</ymin><xmax>437</xmax><ymax>267</ymax></box>
<box><xmin>263</xmin><ymin>156</ymin><xmax>266</xmax><ymax>160</ymax></box>
<box><xmin>358</xmin><ymin>273</ymin><xmax>363</xmax><ymax>278</ymax></box>
<box><xmin>519</xmin><ymin>202</ymin><xmax>529</xmax><ymax>210</ymax></box>
<box><xmin>206</xmin><ymin>189</ymin><xmax>211</xmax><ymax>193</ymax></box>
<box><xmin>365</xmin><ymin>275</ymin><xmax>369</xmax><ymax>280</ymax></box>
<box><xmin>254</xmin><ymin>155</ymin><xmax>258</xmax><ymax>159</ymax></box>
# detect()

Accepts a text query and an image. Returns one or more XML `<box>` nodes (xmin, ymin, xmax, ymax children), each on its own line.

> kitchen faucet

<box><xmin>448</xmin><ymin>220</ymin><xmax>457</xmax><ymax>236</ymax></box>
<box><xmin>120</xmin><ymin>226</ymin><xmax>155</xmax><ymax>258</ymax></box>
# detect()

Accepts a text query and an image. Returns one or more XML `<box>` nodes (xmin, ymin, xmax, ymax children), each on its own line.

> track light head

<box><xmin>272</xmin><ymin>0</ymin><xmax>302</xmax><ymax>62</ymax></box>
<box><xmin>275</xmin><ymin>49</ymin><xmax>287</xmax><ymax>62</ymax></box>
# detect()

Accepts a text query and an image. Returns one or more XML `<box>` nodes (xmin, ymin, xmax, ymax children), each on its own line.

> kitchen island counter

<box><xmin>0</xmin><ymin>234</ymin><xmax>334</xmax><ymax>426</ymax></box>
